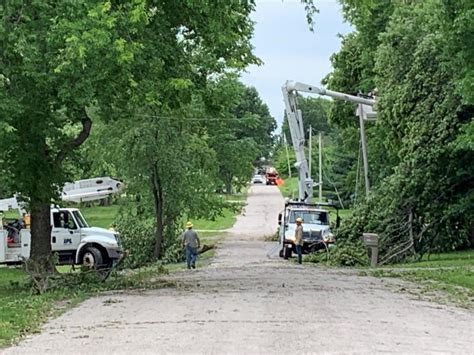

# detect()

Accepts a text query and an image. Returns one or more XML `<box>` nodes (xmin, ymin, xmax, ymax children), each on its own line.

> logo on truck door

<box><xmin>63</xmin><ymin>238</ymin><xmax>72</xmax><ymax>244</ymax></box>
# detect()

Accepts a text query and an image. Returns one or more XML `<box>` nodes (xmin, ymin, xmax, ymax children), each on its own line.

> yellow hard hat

<box><xmin>296</xmin><ymin>217</ymin><xmax>303</xmax><ymax>223</ymax></box>
<box><xmin>186</xmin><ymin>221</ymin><xmax>193</xmax><ymax>228</ymax></box>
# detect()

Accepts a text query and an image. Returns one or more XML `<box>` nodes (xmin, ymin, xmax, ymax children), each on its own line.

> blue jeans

<box><xmin>186</xmin><ymin>245</ymin><xmax>198</xmax><ymax>269</ymax></box>
<box><xmin>295</xmin><ymin>244</ymin><xmax>303</xmax><ymax>264</ymax></box>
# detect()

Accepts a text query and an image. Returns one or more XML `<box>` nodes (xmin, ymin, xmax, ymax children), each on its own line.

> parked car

<box><xmin>252</xmin><ymin>174</ymin><xmax>265</xmax><ymax>184</ymax></box>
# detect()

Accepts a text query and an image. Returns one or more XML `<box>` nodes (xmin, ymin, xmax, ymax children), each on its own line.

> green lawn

<box><xmin>191</xmin><ymin>208</ymin><xmax>238</xmax><ymax>231</ymax></box>
<box><xmin>371</xmin><ymin>250</ymin><xmax>474</xmax><ymax>307</ymax></box>
<box><xmin>81</xmin><ymin>205</ymin><xmax>120</xmax><ymax>229</ymax></box>
<box><xmin>0</xmin><ymin>266</ymin><xmax>87</xmax><ymax>348</ymax></box>
<box><xmin>278</xmin><ymin>176</ymin><xmax>299</xmax><ymax>199</ymax></box>
<box><xmin>389</xmin><ymin>249</ymin><xmax>474</xmax><ymax>268</ymax></box>
<box><xmin>80</xmin><ymin>193</ymin><xmax>246</xmax><ymax>231</ymax></box>
<box><xmin>221</xmin><ymin>192</ymin><xmax>248</xmax><ymax>202</ymax></box>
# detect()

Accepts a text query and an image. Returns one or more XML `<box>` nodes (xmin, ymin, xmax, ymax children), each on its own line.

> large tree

<box><xmin>0</xmin><ymin>1</ymin><xmax>148</xmax><ymax>268</ymax></box>
<box><xmin>0</xmin><ymin>0</ymin><xmax>261</xmax><ymax>268</ymax></box>
<box><xmin>330</xmin><ymin>0</ymin><xmax>474</xmax><ymax>260</ymax></box>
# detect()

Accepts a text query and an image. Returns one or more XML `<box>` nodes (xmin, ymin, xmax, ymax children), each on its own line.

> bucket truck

<box><xmin>0</xmin><ymin>177</ymin><xmax>123</xmax><ymax>269</ymax></box>
<box><xmin>278</xmin><ymin>81</ymin><xmax>377</xmax><ymax>259</ymax></box>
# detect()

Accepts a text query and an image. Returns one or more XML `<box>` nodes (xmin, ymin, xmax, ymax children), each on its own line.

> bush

<box><xmin>114</xmin><ymin>213</ymin><xmax>156</xmax><ymax>269</ymax></box>
<box><xmin>304</xmin><ymin>241</ymin><xmax>368</xmax><ymax>267</ymax></box>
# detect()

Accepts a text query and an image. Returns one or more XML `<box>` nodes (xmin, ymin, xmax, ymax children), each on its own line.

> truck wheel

<box><xmin>283</xmin><ymin>245</ymin><xmax>292</xmax><ymax>259</ymax></box>
<box><xmin>279</xmin><ymin>249</ymin><xmax>284</xmax><ymax>258</ymax></box>
<box><xmin>82</xmin><ymin>246</ymin><xmax>103</xmax><ymax>269</ymax></box>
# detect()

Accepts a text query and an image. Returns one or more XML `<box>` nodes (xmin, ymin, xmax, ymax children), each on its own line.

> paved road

<box><xmin>6</xmin><ymin>185</ymin><xmax>473</xmax><ymax>354</ymax></box>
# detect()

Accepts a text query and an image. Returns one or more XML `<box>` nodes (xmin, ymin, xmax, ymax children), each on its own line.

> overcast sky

<box><xmin>240</xmin><ymin>0</ymin><xmax>352</xmax><ymax>129</ymax></box>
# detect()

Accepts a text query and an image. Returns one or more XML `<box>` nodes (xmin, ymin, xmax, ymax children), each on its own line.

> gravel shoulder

<box><xmin>5</xmin><ymin>185</ymin><xmax>473</xmax><ymax>354</ymax></box>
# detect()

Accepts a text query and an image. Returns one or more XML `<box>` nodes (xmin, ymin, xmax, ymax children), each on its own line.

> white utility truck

<box><xmin>279</xmin><ymin>81</ymin><xmax>376</xmax><ymax>258</ymax></box>
<box><xmin>0</xmin><ymin>177</ymin><xmax>123</xmax><ymax>269</ymax></box>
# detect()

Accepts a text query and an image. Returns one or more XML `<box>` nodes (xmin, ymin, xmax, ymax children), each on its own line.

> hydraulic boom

<box><xmin>282</xmin><ymin>81</ymin><xmax>377</xmax><ymax>202</ymax></box>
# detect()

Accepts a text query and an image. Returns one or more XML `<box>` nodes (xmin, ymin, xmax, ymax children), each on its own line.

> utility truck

<box><xmin>0</xmin><ymin>177</ymin><xmax>123</xmax><ymax>269</ymax></box>
<box><xmin>279</xmin><ymin>81</ymin><xmax>376</xmax><ymax>258</ymax></box>
<box><xmin>265</xmin><ymin>167</ymin><xmax>279</xmax><ymax>185</ymax></box>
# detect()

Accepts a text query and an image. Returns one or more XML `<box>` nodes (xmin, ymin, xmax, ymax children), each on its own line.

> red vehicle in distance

<box><xmin>265</xmin><ymin>167</ymin><xmax>278</xmax><ymax>185</ymax></box>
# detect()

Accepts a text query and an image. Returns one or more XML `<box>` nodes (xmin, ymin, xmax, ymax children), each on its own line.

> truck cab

<box><xmin>278</xmin><ymin>202</ymin><xmax>336</xmax><ymax>258</ymax></box>
<box><xmin>0</xmin><ymin>206</ymin><xmax>122</xmax><ymax>269</ymax></box>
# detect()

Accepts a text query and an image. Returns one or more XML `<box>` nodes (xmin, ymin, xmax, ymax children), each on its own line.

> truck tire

<box><xmin>82</xmin><ymin>246</ymin><xmax>104</xmax><ymax>269</ymax></box>
<box><xmin>283</xmin><ymin>245</ymin><xmax>292</xmax><ymax>259</ymax></box>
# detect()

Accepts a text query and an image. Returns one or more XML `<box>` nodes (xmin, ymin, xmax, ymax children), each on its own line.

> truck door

<box><xmin>51</xmin><ymin>211</ymin><xmax>81</xmax><ymax>251</ymax></box>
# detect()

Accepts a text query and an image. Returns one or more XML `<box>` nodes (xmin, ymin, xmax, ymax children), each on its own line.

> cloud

<box><xmin>241</xmin><ymin>0</ymin><xmax>352</xmax><ymax>128</ymax></box>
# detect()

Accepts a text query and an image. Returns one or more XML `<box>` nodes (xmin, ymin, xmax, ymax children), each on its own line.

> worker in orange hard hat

<box><xmin>295</xmin><ymin>217</ymin><xmax>304</xmax><ymax>264</ymax></box>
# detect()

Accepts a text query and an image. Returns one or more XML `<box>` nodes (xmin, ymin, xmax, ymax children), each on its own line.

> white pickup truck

<box><xmin>0</xmin><ymin>177</ymin><xmax>123</xmax><ymax>269</ymax></box>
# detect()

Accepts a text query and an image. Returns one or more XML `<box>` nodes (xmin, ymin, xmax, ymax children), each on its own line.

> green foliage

<box><xmin>282</xmin><ymin>96</ymin><xmax>331</xmax><ymax>144</ymax></box>
<box><xmin>304</xmin><ymin>241</ymin><xmax>368</xmax><ymax>267</ymax></box>
<box><xmin>324</xmin><ymin>0</ymin><xmax>474</xmax><ymax>262</ymax></box>
<box><xmin>205</xmin><ymin>77</ymin><xmax>276</xmax><ymax>193</ymax></box>
<box><xmin>0</xmin><ymin>0</ymin><xmax>265</xmax><ymax>264</ymax></box>
<box><xmin>114</xmin><ymin>210</ymin><xmax>156</xmax><ymax>269</ymax></box>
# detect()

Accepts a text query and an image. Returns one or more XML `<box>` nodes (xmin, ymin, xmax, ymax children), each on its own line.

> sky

<box><xmin>240</xmin><ymin>0</ymin><xmax>352</xmax><ymax>129</ymax></box>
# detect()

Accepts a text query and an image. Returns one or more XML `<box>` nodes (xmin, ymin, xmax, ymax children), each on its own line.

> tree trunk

<box><xmin>225</xmin><ymin>174</ymin><xmax>233</xmax><ymax>195</ymax></box>
<box><xmin>151</xmin><ymin>164</ymin><xmax>164</xmax><ymax>259</ymax></box>
<box><xmin>29</xmin><ymin>199</ymin><xmax>54</xmax><ymax>272</ymax></box>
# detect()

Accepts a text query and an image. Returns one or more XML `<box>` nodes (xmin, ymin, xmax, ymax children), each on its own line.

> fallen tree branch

<box><xmin>199</xmin><ymin>244</ymin><xmax>215</xmax><ymax>254</ymax></box>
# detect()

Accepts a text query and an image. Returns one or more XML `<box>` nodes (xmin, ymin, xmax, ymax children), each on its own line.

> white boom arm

<box><xmin>282</xmin><ymin>83</ymin><xmax>314</xmax><ymax>203</ymax></box>
<box><xmin>284</xmin><ymin>81</ymin><xmax>376</xmax><ymax>106</ymax></box>
<box><xmin>61</xmin><ymin>177</ymin><xmax>123</xmax><ymax>203</ymax></box>
<box><xmin>282</xmin><ymin>81</ymin><xmax>377</xmax><ymax>203</ymax></box>
<box><xmin>0</xmin><ymin>177</ymin><xmax>123</xmax><ymax>216</ymax></box>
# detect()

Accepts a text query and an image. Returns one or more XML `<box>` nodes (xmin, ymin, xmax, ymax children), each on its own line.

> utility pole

<box><xmin>358</xmin><ymin>104</ymin><xmax>370</xmax><ymax>197</ymax></box>
<box><xmin>308</xmin><ymin>125</ymin><xmax>312</xmax><ymax>179</ymax></box>
<box><xmin>318</xmin><ymin>131</ymin><xmax>323</xmax><ymax>203</ymax></box>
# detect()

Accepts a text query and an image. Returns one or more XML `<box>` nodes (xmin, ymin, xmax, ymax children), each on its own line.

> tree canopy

<box><xmin>325</xmin><ymin>0</ymin><xmax>474</xmax><ymax>260</ymax></box>
<box><xmin>0</xmin><ymin>0</ymin><xmax>274</xmax><ymax>267</ymax></box>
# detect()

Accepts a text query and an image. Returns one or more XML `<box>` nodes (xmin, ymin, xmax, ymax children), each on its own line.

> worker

<box><xmin>181</xmin><ymin>221</ymin><xmax>200</xmax><ymax>269</ymax></box>
<box><xmin>295</xmin><ymin>217</ymin><xmax>304</xmax><ymax>264</ymax></box>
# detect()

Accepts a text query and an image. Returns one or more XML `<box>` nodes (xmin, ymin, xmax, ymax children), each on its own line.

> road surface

<box><xmin>6</xmin><ymin>185</ymin><xmax>473</xmax><ymax>354</ymax></box>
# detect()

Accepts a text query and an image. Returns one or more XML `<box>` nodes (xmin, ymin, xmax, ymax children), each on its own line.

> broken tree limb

<box><xmin>199</xmin><ymin>244</ymin><xmax>215</xmax><ymax>254</ymax></box>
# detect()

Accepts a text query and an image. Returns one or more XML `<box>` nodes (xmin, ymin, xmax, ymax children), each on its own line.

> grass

<box><xmin>79</xmin><ymin>192</ymin><xmax>246</xmax><ymax>231</ymax></box>
<box><xmin>221</xmin><ymin>192</ymin><xmax>248</xmax><ymax>202</ymax></box>
<box><xmin>0</xmin><ymin>266</ymin><xmax>88</xmax><ymax>348</ymax></box>
<box><xmin>388</xmin><ymin>249</ymin><xmax>474</xmax><ymax>269</ymax></box>
<box><xmin>191</xmin><ymin>208</ymin><xmax>238</xmax><ymax>231</ymax></box>
<box><xmin>369</xmin><ymin>250</ymin><xmax>474</xmax><ymax>308</ymax></box>
<box><xmin>81</xmin><ymin>205</ymin><xmax>120</xmax><ymax>229</ymax></box>
<box><xmin>278</xmin><ymin>176</ymin><xmax>298</xmax><ymax>199</ymax></box>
